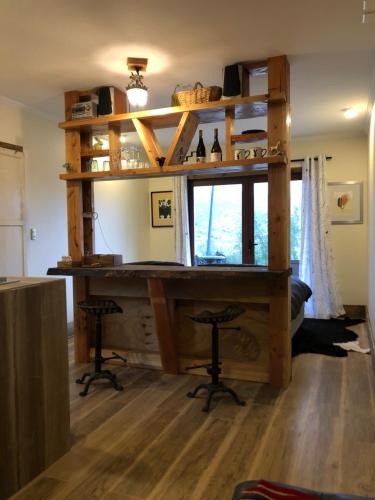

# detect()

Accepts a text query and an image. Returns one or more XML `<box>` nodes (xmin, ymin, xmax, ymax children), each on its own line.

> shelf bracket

<box><xmin>164</xmin><ymin>111</ymin><xmax>199</xmax><ymax>166</ymax></box>
<box><xmin>132</xmin><ymin>118</ymin><xmax>163</xmax><ymax>168</ymax></box>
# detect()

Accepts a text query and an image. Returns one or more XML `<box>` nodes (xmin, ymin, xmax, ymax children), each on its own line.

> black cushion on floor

<box><xmin>292</xmin><ymin>317</ymin><xmax>365</xmax><ymax>357</ymax></box>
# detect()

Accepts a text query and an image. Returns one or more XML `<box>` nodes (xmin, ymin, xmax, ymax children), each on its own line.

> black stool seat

<box><xmin>76</xmin><ymin>299</ymin><xmax>127</xmax><ymax>396</ymax></box>
<box><xmin>187</xmin><ymin>304</ymin><xmax>246</xmax><ymax>412</ymax></box>
<box><xmin>78</xmin><ymin>299</ymin><xmax>122</xmax><ymax>316</ymax></box>
<box><xmin>189</xmin><ymin>304</ymin><xmax>246</xmax><ymax>324</ymax></box>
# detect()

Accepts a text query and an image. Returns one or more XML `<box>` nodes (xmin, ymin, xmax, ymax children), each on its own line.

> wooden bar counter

<box><xmin>48</xmin><ymin>265</ymin><xmax>291</xmax><ymax>387</ymax></box>
<box><xmin>0</xmin><ymin>278</ymin><xmax>70</xmax><ymax>500</ymax></box>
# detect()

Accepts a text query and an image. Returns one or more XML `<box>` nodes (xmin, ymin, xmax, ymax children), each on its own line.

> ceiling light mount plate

<box><xmin>127</xmin><ymin>57</ymin><xmax>148</xmax><ymax>72</ymax></box>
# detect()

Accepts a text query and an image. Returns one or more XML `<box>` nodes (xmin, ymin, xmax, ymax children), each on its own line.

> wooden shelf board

<box><xmin>80</xmin><ymin>149</ymin><xmax>110</xmax><ymax>157</ymax></box>
<box><xmin>231</xmin><ymin>131</ymin><xmax>268</xmax><ymax>143</ymax></box>
<box><xmin>59</xmin><ymin>93</ymin><xmax>285</xmax><ymax>133</ymax></box>
<box><xmin>60</xmin><ymin>167</ymin><xmax>162</xmax><ymax>181</ymax></box>
<box><xmin>165</xmin><ymin>156</ymin><xmax>285</xmax><ymax>175</ymax></box>
<box><xmin>59</xmin><ymin>156</ymin><xmax>286</xmax><ymax>181</ymax></box>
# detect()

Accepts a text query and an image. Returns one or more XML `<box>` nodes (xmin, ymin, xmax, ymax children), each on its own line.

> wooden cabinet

<box><xmin>0</xmin><ymin>278</ymin><xmax>70</xmax><ymax>499</ymax></box>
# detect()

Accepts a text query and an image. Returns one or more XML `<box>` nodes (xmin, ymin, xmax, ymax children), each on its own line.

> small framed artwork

<box><xmin>151</xmin><ymin>191</ymin><xmax>174</xmax><ymax>227</ymax></box>
<box><xmin>328</xmin><ymin>182</ymin><xmax>363</xmax><ymax>224</ymax></box>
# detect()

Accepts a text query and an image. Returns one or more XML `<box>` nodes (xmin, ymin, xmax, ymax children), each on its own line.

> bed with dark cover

<box><xmin>291</xmin><ymin>276</ymin><xmax>312</xmax><ymax>335</ymax></box>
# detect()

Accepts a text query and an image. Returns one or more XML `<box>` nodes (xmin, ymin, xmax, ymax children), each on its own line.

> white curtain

<box><xmin>300</xmin><ymin>155</ymin><xmax>345</xmax><ymax>319</ymax></box>
<box><xmin>173</xmin><ymin>176</ymin><xmax>191</xmax><ymax>265</ymax></box>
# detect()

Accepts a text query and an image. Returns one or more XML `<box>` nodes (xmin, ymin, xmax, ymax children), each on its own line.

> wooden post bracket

<box><xmin>147</xmin><ymin>278</ymin><xmax>179</xmax><ymax>374</ymax></box>
<box><xmin>164</xmin><ymin>111</ymin><xmax>199</xmax><ymax>166</ymax></box>
<box><xmin>132</xmin><ymin>118</ymin><xmax>163</xmax><ymax>168</ymax></box>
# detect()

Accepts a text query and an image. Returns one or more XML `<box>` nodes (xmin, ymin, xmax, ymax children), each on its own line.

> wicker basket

<box><xmin>172</xmin><ymin>82</ymin><xmax>222</xmax><ymax>106</ymax></box>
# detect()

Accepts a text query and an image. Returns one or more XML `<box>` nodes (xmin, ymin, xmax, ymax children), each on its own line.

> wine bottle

<box><xmin>196</xmin><ymin>130</ymin><xmax>206</xmax><ymax>163</ymax></box>
<box><xmin>210</xmin><ymin>128</ymin><xmax>222</xmax><ymax>162</ymax></box>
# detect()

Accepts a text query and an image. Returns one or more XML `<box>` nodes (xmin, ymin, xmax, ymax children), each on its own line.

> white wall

<box><xmin>0</xmin><ymin>97</ymin><xmax>72</xmax><ymax>320</ymax></box>
<box><xmin>94</xmin><ymin>178</ymin><xmax>149</xmax><ymax>261</ymax></box>
<box><xmin>147</xmin><ymin>177</ymin><xmax>176</xmax><ymax>261</ymax></box>
<box><xmin>292</xmin><ymin>134</ymin><xmax>368</xmax><ymax>305</ymax></box>
<box><xmin>94</xmin><ymin>177</ymin><xmax>176</xmax><ymax>263</ymax></box>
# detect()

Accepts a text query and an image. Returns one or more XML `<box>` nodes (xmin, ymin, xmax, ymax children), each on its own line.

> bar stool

<box><xmin>76</xmin><ymin>299</ymin><xmax>127</xmax><ymax>396</ymax></box>
<box><xmin>186</xmin><ymin>304</ymin><xmax>246</xmax><ymax>412</ymax></box>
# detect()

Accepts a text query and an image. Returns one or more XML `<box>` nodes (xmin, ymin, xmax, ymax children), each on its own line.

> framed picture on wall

<box><xmin>328</xmin><ymin>182</ymin><xmax>363</xmax><ymax>224</ymax></box>
<box><xmin>151</xmin><ymin>191</ymin><xmax>174</xmax><ymax>227</ymax></box>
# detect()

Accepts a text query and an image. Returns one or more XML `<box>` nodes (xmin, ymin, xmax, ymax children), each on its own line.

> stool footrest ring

<box><xmin>185</xmin><ymin>361</ymin><xmax>222</xmax><ymax>371</ymax></box>
<box><xmin>103</xmin><ymin>352</ymin><xmax>128</xmax><ymax>364</ymax></box>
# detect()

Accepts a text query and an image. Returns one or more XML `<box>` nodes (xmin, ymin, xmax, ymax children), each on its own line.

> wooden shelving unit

<box><xmin>61</xmin><ymin>55</ymin><xmax>292</xmax><ymax>389</ymax></box>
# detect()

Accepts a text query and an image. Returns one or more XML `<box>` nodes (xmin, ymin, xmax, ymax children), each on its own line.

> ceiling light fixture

<box><xmin>126</xmin><ymin>57</ymin><xmax>148</xmax><ymax>107</ymax></box>
<box><xmin>342</xmin><ymin>107</ymin><xmax>359</xmax><ymax>119</ymax></box>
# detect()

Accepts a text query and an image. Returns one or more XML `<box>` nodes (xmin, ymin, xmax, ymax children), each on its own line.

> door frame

<box><xmin>0</xmin><ymin>147</ymin><xmax>26</xmax><ymax>275</ymax></box>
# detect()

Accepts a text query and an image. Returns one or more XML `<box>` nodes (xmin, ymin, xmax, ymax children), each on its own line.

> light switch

<box><xmin>30</xmin><ymin>228</ymin><xmax>37</xmax><ymax>240</ymax></box>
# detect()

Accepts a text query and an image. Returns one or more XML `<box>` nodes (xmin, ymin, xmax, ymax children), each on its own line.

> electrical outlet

<box><xmin>30</xmin><ymin>228</ymin><xmax>37</xmax><ymax>240</ymax></box>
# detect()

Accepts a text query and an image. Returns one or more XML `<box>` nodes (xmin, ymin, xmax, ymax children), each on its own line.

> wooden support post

<box><xmin>165</xmin><ymin>111</ymin><xmax>199</xmax><ymax>166</ymax></box>
<box><xmin>67</xmin><ymin>180</ymin><xmax>83</xmax><ymax>261</ymax></box>
<box><xmin>241</xmin><ymin>66</ymin><xmax>250</xmax><ymax>97</ymax></box>
<box><xmin>147</xmin><ymin>278</ymin><xmax>179</xmax><ymax>374</ymax></box>
<box><xmin>67</xmin><ymin>180</ymin><xmax>90</xmax><ymax>362</ymax></box>
<box><xmin>64</xmin><ymin>90</ymin><xmax>80</xmax><ymax>121</ymax></box>
<box><xmin>112</xmin><ymin>87</ymin><xmax>128</xmax><ymax>114</ymax></box>
<box><xmin>82</xmin><ymin>181</ymin><xmax>95</xmax><ymax>256</ymax></box>
<box><xmin>108</xmin><ymin>123</ymin><xmax>121</xmax><ymax>171</ymax></box>
<box><xmin>225</xmin><ymin>108</ymin><xmax>235</xmax><ymax>161</ymax></box>
<box><xmin>132</xmin><ymin>118</ymin><xmax>163</xmax><ymax>168</ymax></box>
<box><xmin>64</xmin><ymin>91</ymin><xmax>81</xmax><ymax>173</ymax></box>
<box><xmin>267</xmin><ymin>55</ymin><xmax>291</xmax><ymax>388</ymax></box>
<box><xmin>73</xmin><ymin>277</ymin><xmax>90</xmax><ymax>363</ymax></box>
<box><xmin>65</xmin><ymin>131</ymin><xmax>81</xmax><ymax>172</ymax></box>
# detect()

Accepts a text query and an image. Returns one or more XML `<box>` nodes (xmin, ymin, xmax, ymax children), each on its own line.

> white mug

<box><xmin>234</xmin><ymin>149</ymin><xmax>251</xmax><ymax>160</ymax></box>
<box><xmin>253</xmin><ymin>147</ymin><xmax>267</xmax><ymax>158</ymax></box>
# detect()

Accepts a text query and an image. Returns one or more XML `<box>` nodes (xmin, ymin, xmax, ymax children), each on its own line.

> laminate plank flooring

<box><xmin>12</xmin><ymin>323</ymin><xmax>375</xmax><ymax>499</ymax></box>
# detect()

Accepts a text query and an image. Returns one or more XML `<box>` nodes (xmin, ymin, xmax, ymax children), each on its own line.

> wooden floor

<box><xmin>12</xmin><ymin>324</ymin><xmax>375</xmax><ymax>500</ymax></box>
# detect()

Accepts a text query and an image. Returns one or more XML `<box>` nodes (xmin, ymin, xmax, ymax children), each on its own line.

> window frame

<box><xmin>188</xmin><ymin>171</ymin><xmax>301</xmax><ymax>266</ymax></box>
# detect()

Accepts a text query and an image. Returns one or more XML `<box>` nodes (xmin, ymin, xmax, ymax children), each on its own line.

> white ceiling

<box><xmin>0</xmin><ymin>0</ymin><xmax>374</xmax><ymax>136</ymax></box>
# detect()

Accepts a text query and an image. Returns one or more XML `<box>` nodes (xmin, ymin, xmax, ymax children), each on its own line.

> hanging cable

<box><xmin>92</xmin><ymin>211</ymin><xmax>115</xmax><ymax>254</ymax></box>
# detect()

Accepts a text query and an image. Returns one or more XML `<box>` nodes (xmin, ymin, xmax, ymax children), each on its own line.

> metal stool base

<box><xmin>76</xmin><ymin>350</ymin><xmax>127</xmax><ymax>397</ymax></box>
<box><xmin>187</xmin><ymin>381</ymin><xmax>246</xmax><ymax>412</ymax></box>
<box><xmin>76</xmin><ymin>368</ymin><xmax>123</xmax><ymax>397</ymax></box>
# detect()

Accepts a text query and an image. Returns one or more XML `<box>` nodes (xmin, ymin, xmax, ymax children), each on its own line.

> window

<box><xmin>188</xmin><ymin>175</ymin><xmax>302</xmax><ymax>268</ymax></box>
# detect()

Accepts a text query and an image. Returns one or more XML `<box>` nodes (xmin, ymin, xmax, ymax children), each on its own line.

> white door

<box><xmin>0</xmin><ymin>148</ymin><xmax>25</xmax><ymax>276</ymax></box>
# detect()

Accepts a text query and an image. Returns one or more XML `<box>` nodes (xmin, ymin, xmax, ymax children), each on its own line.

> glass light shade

<box><xmin>343</xmin><ymin>107</ymin><xmax>359</xmax><ymax>119</ymax></box>
<box><xmin>127</xmin><ymin>87</ymin><xmax>148</xmax><ymax>107</ymax></box>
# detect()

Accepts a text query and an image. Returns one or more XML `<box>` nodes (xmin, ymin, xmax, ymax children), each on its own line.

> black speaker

<box><xmin>97</xmin><ymin>87</ymin><xmax>112</xmax><ymax>115</ymax></box>
<box><xmin>223</xmin><ymin>64</ymin><xmax>241</xmax><ymax>97</ymax></box>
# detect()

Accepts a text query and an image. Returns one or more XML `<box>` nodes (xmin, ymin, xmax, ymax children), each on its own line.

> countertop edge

<box><xmin>47</xmin><ymin>265</ymin><xmax>292</xmax><ymax>280</ymax></box>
